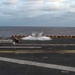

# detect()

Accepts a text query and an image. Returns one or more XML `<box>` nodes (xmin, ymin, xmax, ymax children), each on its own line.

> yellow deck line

<box><xmin>0</xmin><ymin>50</ymin><xmax>75</xmax><ymax>53</ymax></box>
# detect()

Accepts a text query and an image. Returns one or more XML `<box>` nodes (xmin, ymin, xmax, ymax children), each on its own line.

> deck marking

<box><xmin>0</xmin><ymin>57</ymin><xmax>75</xmax><ymax>72</ymax></box>
<box><xmin>0</xmin><ymin>50</ymin><xmax>75</xmax><ymax>53</ymax></box>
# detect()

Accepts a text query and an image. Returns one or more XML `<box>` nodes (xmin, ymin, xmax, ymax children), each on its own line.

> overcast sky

<box><xmin>0</xmin><ymin>0</ymin><xmax>75</xmax><ymax>27</ymax></box>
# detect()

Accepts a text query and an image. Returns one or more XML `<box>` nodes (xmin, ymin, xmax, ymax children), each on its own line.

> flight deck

<box><xmin>0</xmin><ymin>34</ymin><xmax>75</xmax><ymax>75</ymax></box>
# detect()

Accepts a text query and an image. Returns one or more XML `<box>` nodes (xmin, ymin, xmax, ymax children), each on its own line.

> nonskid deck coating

<box><xmin>0</xmin><ymin>57</ymin><xmax>75</xmax><ymax>72</ymax></box>
<box><xmin>0</xmin><ymin>53</ymin><xmax>75</xmax><ymax>75</ymax></box>
<box><xmin>0</xmin><ymin>38</ymin><xmax>75</xmax><ymax>75</ymax></box>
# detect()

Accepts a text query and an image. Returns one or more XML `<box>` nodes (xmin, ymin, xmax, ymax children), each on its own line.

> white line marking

<box><xmin>0</xmin><ymin>57</ymin><xmax>75</xmax><ymax>72</ymax></box>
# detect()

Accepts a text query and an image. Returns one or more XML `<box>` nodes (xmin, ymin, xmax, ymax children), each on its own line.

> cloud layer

<box><xmin>0</xmin><ymin>0</ymin><xmax>75</xmax><ymax>18</ymax></box>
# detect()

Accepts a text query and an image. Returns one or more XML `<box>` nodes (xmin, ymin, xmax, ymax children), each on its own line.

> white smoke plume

<box><xmin>21</xmin><ymin>32</ymin><xmax>52</xmax><ymax>41</ymax></box>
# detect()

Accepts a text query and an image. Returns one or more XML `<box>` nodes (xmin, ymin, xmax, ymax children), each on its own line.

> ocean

<box><xmin>0</xmin><ymin>26</ymin><xmax>75</xmax><ymax>37</ymax></box>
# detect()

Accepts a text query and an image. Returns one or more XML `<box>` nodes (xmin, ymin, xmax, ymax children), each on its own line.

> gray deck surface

<box><xmin>0</xmin><ymin>38</ymin><xmax>75</xmax><ymax>75</ymax></box>
<box><xmin>0</xmin><ymin>53</ymin><xmax>75</xmax><ymax>75</ymax></box>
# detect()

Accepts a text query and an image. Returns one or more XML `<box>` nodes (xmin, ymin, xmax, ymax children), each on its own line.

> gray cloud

<box><xmin>0</xmin><ymin>0</ymin><xmax>75</xmax><ymax>18</ymax></box>
<box><xmin>0</xmin><ymin>0</ymin><xmax>75</xmax><ymax>27</ymax></box>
